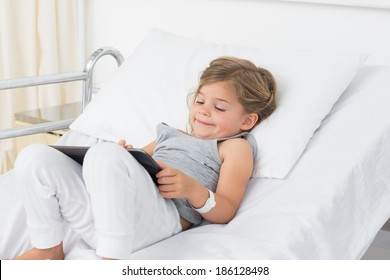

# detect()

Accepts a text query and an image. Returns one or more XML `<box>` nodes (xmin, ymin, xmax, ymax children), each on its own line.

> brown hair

<box><xmin>189</xmin><ymin>56</ymin><xmax>277</xmax><ymax>129</ymax></box>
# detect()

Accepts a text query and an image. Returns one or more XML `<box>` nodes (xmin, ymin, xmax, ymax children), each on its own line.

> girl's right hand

<box><xmin>118</xmin><ymin>139</ymin><xmax>133</xmax><ymax>149</ymax></box>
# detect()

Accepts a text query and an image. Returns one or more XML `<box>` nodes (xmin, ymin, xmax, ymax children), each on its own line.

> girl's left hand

<box><xmin>118</xmin><ymin>139</ymin><xmax>133</xmax><ymax>149</ymax></box>
<box><xmin>156</xmin><ymin>161</ymin><xmax>199</xmax><ymax>199</ymax></box>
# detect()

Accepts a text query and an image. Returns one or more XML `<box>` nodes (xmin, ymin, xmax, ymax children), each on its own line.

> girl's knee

<box><xmin>84</xmin><ymin>143</ymin><xmax>128</xmax><ymax>169</ymax></box>
<box><xmin>15</xmin><ymin>144</ymin><xmax>53</xmax><ymax>173</ymax></box>
<box><xmin>14</xmin><ymin>144</ymin><xmax>76</xmax><ymax>177</ymax></box>
<box><xmin>83</xmin><ymin>143</ymin><xmax>140</xmax><ymax>192</ymax></box>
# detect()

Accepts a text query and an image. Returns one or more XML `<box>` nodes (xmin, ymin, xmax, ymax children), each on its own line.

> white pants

<box><xmin>14</xmin><ymin>143</ymin><xmax>181</xmax><ymax>259</ymax></box>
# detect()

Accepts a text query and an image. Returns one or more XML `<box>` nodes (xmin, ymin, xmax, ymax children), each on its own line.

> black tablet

<box><xmin>50</xmin><ymin>145</ymin><xmax>162</xmax><ymax>184</ymax></box>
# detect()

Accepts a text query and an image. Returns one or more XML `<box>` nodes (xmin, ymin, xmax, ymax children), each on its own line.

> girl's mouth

<box><xmin>195</xmin><ymin>119</ymin><xmax>213</xmax><ymax>126</ymax></box>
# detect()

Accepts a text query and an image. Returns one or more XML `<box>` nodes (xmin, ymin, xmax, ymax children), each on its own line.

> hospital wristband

<box><xmin>192</xmin><ymin>189</ymin><xmax>216</xmax><ymax>214</ymax></box>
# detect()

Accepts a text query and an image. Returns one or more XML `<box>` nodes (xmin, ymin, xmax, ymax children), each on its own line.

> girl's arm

<box><xmin>157</xmin><ymin>138</ymin><xmax>254</xmax><ymax>224</ymax></box>
<box><xmin>142</xmin><ymin>140</ymin><xmax>156</xmax><ymax>156</ymax></box>
<box><xmin>199</xmin><ymin>138</ymin><xmax>253</xmax><ymax>223</ymax></box>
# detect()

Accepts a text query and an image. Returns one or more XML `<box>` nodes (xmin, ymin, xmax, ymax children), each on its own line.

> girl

<box><xmin>13</xmin><ymin>56</ymin><xmax>276</xmax><ymax>260</ymax></box>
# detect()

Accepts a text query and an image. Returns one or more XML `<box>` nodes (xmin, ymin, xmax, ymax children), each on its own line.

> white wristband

<box><xmin>192</xmin><ymin>189</ymin><xmax>216</xmax><ymax>214</ymax></box>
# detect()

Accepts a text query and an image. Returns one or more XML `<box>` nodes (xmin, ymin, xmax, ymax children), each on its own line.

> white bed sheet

<box><xmin>1</xmin><ymin>65</ymin><xmax>390</xmax><ymax>259</ymax></box>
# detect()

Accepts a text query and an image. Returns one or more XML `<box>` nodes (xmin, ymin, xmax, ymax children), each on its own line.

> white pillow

<box><xmin>70</xmin><ymin>29</ymin><xmax>366</xmax><ymax>179</ymax></box>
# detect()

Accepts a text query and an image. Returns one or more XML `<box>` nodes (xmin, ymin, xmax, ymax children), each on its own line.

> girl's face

<box><xmin>189</xmin><ymin>81</ymin><xmax>258</xmax><ymax>139</ymax></box>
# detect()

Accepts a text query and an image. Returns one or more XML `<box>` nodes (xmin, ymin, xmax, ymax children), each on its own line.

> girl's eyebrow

<box><xmin>215</xmin><ymin>98</ymin><xmax>230</xmax><ymax>104</ymax></box>
<box><xmin>198</xmin><ymin>91</ymin><xmax>231</xmax><ymax>104</ymax></box>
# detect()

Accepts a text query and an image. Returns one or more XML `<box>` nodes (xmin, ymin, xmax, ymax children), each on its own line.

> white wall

<box><xmin>85</xmin><ymin>0</ymin><xmax>390</xmax><ymax>84</ymax></box>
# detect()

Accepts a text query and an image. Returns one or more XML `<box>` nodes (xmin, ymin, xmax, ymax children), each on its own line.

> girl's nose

<box><xmin>199</xmin><ymin>106</ymin><xmax>210</xmax><ymax>116</ymax></box>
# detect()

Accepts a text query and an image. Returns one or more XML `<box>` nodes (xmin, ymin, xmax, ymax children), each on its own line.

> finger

<box><xmin>118</xmin><ymin>139</ymin><xmax>126</xmax><ymax>147</ymax></box>
<box><xmin>157</xmin><ymin>175</ymin><xmax>177</xmax><ymax>185</ymax></box>
<box><xmin>159</xmin><ymin>190</ymin><xmax>177</xmax><ymax>199</ymax></box>
<box><xmin>156</xmin><ymin>160</ymin><xmax>169</xmax><ymax>169</ymax></box>
<box><xmin>158</xmin><ymin>186</ymin><xmax>180</xmax><ymax>198</ymax></box>
<box><xmin>158</xmin><ymin>184</ymin><xmax>175</xmax><ymax>192</ymax></box>
<box><xmin>156</xmin><ymin>161</ymin><xmax>178</xmax><ymax>178</ymax></box>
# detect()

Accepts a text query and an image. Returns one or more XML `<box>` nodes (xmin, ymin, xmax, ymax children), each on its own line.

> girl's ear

<box><xmin>241</xmin><ymin>113</ymin><xmax>259</xmax><ymax>131</ymax></box>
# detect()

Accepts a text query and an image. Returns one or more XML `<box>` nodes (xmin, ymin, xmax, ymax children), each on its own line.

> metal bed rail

<box><xmin>0</xmin><ymin>47</ymin><xmax>124</xmax><ymax>140</ymax></box>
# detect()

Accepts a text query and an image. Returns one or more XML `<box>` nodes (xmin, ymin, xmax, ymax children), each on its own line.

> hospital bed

<box><xmin>1</xmin><ymin>7</ymin><xmax>390</xmax><ymax>260</ymax></box>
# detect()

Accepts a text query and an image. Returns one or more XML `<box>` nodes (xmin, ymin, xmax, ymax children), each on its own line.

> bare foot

<box><xmin>15</xmin><ymin>242</ymin><xmax>64</xmax><ymax>260</ymax></box>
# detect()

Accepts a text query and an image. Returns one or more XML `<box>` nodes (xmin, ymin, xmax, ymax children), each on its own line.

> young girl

<box><xmin>13</xmin><ymin>56</ymin><xmax>276</xmax><ymax>260</ymax></box>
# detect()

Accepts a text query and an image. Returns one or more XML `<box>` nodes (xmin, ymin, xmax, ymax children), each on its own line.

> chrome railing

<box><xmin>0</xmin><ymin>47</ymin><xmax>124</xmax><ymax>140</ymax></box>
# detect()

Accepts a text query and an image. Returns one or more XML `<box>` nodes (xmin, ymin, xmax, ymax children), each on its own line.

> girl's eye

<box><xmin>195</xmin><ymin>100</ymin><xmax>204</xmax><ymax>105</ymax></box>
<box><xmin>215</xmin><ymin>107</ymin><xmax>225</xmax><ymax>112</ymax></box>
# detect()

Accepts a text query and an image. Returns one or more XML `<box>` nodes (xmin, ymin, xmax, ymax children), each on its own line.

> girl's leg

<box><xmin>83</xmin><ymin>143</ymin><xmax>181</xmax><ymax>260</ymax></box>
<box><xmin>0</xmin><ymin>170</ymin><xmax>31</xmax><ymax>259</ymax></box>
<box><xmin>14</xmin><ymin>144</ymin><xmax>96</xmax><ymax>259</ymax></box>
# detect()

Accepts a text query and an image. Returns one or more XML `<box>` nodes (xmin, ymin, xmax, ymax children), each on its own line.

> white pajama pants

<box><xmin>14</xmin><ymin>143</ymin><xmax>182</xmax><ymax>259</ymax></box>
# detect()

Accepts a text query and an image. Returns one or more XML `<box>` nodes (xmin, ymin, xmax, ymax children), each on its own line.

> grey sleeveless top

<box><xmin>152</xmin><ymin>123</ymin><xmax>258</xmax><ymax>226</ymax></box>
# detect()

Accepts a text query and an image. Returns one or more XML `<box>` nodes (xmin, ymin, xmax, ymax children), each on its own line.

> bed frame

<box><xmin>0</xmin><ymin>47</ymin><xmax>124</xmax><ymax>140</ymax></box>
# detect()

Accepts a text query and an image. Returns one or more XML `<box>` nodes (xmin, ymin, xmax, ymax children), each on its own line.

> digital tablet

<box><xmin>50</xmin><ymin>145</ymin><xmax>162</xmax><ymax>184</ymax></box>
